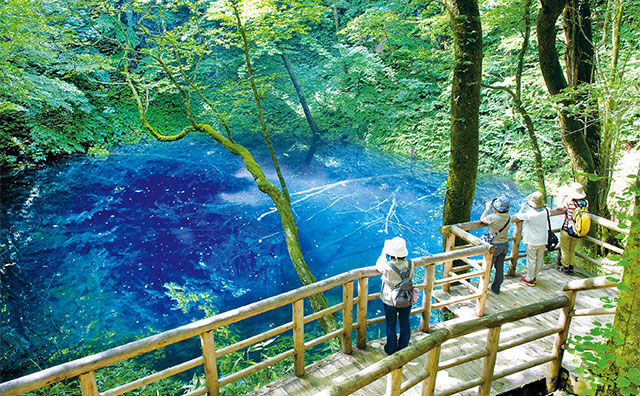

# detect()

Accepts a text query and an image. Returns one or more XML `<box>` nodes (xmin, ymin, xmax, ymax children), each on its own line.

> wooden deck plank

<box><xmin>248</xmin><ymin>266</ymin><xmax>616</xmax><ymax>395</ymax></box>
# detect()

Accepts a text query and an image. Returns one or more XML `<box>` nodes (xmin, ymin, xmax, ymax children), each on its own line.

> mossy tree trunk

<box><xmin>442</xmin><ymin>0</ymin><xmax>482</xmax><ymax>227</ymax></box>
<box><xmin>597</xmin><ymin>0</ymin><xmax>625</xmax><ymax>246</ymax></box>
<box><xmin>109</xmin><ymin>2</ymin><xmax>338</xmax><ymax>334</ymax></box>
<box><xmin>602</xmin><ymin>165</ymin><xmax>640</xmax><ymax>394</ymax></box>
<box><xmin>537</xmin><ymin>0</ymin><xmax>602</xmax><ymax>215</ymax></box>
<box><xmin>484</xmin><ymin>0</ymin><xmax>547</xmax><ymax>200</ymax></box>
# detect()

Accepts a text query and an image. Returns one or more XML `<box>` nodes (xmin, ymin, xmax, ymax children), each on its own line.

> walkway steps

<box><xmin>249</xmin><ymin>265</ymin><xmax>617</xmax><ymax>395</ymax></box>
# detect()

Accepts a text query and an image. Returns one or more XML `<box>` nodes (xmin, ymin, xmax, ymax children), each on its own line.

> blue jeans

<box><xmin>382</xmin><ymin>302</ymin><xmax>411</xmax><ymax>354</ymax></box>
<box><xmin>491</xmin><ymin>242</ymin><xmax>509</xmax><ymax>293</ymax></box>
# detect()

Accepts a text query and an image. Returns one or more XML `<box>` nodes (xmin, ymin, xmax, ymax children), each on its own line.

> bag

<box><xmin>546</xmin><ymin>209</ymin><xmax>559</xmax><ymax>251</ymax></box>
<box><xmin>480</xmin><ymin>232</ymin><xmax>497</xmax><ymax>243</ymax></box>
<box><xmin>571</xmin><ymin>206</ymin><xmax>591</xmax><ymax>237</ymax></box>
<box><xmin>386</xmin><ymin>260</ymin><xmax>415</xmax><ymax>308</ymax></box>
<box><xmin>481</xmin><ymin>217</ymin><xmax>511</xmax><ymax>244</ymax></box>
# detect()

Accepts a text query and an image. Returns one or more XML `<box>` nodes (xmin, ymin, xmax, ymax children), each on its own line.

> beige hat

<box><xmin>527</xmin><ymin>191</ymin><xmax>545</xmax><ymax>208</ymax></box>
<box><xmin>570</xmin><ymin>182</ymin><xmax>586</xmax><ymax>200</ymax></box>
<box><xmin>384</xmin><ymin>237</ymin><xmax>408</xmax><ymax>258</ymax></box>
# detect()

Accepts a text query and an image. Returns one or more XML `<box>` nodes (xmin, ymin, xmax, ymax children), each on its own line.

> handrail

<box><xmin>0</xmin><ymin>207</ymin><xmax>625</xmax><ymax>396</ymax></box>
<box><xmin>0</xmin><ymin>244</ymin><xmax>491</xmax><ymax>396</ymax></box>
<box><xmin>318</xmin><ymin>295</ymin><xmax>572</xmax><ymax>396</ymax></box>
<box><xmin>319</xmin><ymin>275</ymin><xmax>620</xmax><ymax>396</ymax></box>
<box><xmin>442</xmin><ymin>209</ymin><xmax>627</xmax><ymax>278</ymax></box>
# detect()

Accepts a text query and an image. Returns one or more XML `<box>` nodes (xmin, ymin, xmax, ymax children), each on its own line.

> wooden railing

<box><xmin>442</xmin><ymin>210</ymin><xmax>628</xmax><ymax>278</ymax></box>
<box><xmin>318</xmin><ymin>276</ymin><xmax>619</xmax><ymax>396</ymax></box>
<box><xmin>0</xmin><ymin>244</ymin><xmax>492</xmax><ymax>396</ymax></box>
<box><xmin>0</xmin><ymin>211</ymin><xmax>625</xmax><ymax>396</ymax></box>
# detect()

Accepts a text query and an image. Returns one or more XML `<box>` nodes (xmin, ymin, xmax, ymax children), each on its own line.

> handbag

<box><xmin>481</xmin><ymin>217</ymin><xmax>510</xmax><ymax>244</ymax></box>
<box><xmin>546</xmin><ymin>208</ymin><xmax>559</xmax><ymax>251</ymax></box>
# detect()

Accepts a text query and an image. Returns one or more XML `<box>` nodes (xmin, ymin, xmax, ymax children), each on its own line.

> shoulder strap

<box><xmin>498</xmin><ymin>216</ymin><xmax>510</xmax><ymax>233</ymax></box>
<box><xmin>386</xmin><ymin>261</ymin><xmax>403</xmax><ymax>277</ymax></box>
<box><xmin>386</xmin><ymin>260</ymin><xmax>412</xmax><ymax>282</ymax></box>
<box><xmin>546</xmin><ymin>208</ymin><xmax>552</xmax><ymax>230</ymax></box>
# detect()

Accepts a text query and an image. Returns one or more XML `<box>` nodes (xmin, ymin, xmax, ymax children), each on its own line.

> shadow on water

<box><xmin>0</xmin><ymin>134</ymin><xmax>525</xmax><ymax>379</ymax></box>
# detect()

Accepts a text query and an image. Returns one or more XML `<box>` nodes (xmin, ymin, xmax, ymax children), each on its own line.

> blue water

<box><xmin>0</xmin><ymin>135</ymin><xmax>525</xmax><ymax>379</ymax></box>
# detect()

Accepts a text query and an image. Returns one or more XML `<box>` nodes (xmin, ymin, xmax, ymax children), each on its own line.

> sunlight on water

<box><xmin>0</xmin><ymin>135</ymin><xmax>525</xmax><ymax>378</ymax></box>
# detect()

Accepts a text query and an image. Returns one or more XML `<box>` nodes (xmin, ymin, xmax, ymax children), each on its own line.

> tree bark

<box><xmin>536</xmin><ymin>0</ymin><xmax>600</xmax><ymax>214</ymax></box>
<box><xmin>442</xmin><ymin>0</ymin><xmax>482</xmax><ymax>227</ymax></box>
<box><xmin>563</xmin><ymin>0</ymin><xmax>602</xmax><ymax>174</ymax></box>
<box><xmin>604</xmin><ymin>164</ymin><xmax>640</xmax><ymax>394</ymax></box>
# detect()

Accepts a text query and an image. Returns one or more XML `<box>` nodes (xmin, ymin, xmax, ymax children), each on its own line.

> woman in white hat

<box><xmin>516</xmin><ymin>192</ymin><xmax>548</xmax><ymax>286</ymax></box>
<box><xmin>375</xmin><ymin>237</ymin><xmax>413</xmax><ymax>355</ymax></box>
<box><xmin>558</xmin><ymin>182</ymin><xmax>588</xmax><ymax>274</ymax></box>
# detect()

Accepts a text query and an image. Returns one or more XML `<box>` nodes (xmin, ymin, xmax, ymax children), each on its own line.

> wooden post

<box><xmin>78</xmin><ymin>371</ymin><xmax>99</xmax><ymax>396</ymax></box>
<box><xmin>200</xmin><ymin>330</ymin><xmax>219</xmax><ymax>396</ymax></box>
<box><xmin>478</xmin><ymin>326</ymin><xmax>501</xmax><ymax>396</ymax></box>
<box><xmin>386</xmin><ymin>368</ymin><xmax>403</xmax><ymax>396</ymax></box>
<box><xmin>547</xmin><ymin>291</ymin><xmax>577</xmax><ymax>392</ymax></box>
<box><xmin>292</xmin><ymin>299</ymin><xmax>306</xmax><ymax>376</ymax></box>
<box><xmin>508</xmin><ymin>220</ymin><xmax>523</xmax><ymax>276</ymax></box>
<box><xmin>342</xmin><ymin>281</ymin><xmax>354</xmax><ymax>354</ymax></box>
<box><xmin>356</xmin><ymin>277</ymin><xmax>369</xmax><ymax>349</ymax></box>
<box><xmin>475</xmin><ymin>251</ymin><xmax>493</xmax><ymax>317</ymax></box>
<box><xmin>442</xmin><ymin>232</ymin><xmax>456</xmax><ymax>292</ymax></box>
<box><xmin>421</xmin><ymin>345</ymin><xmax>441</xmax><ymax>396</ymax></box>
<box><xmin>420</xmin><ymin>264</ymin><xmax>436</xmax><ymax>332</ymax></box>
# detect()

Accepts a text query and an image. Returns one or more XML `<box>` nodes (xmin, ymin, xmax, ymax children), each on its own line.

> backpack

<box><xmin>571</xmin><ymin>205</ymin><xmax>591</xmax><ymax>237</ymax></box>
<box><xmin>386</xmin><ymin>260</ymin><xmax>414</xmax><ymax>308</ymax></box>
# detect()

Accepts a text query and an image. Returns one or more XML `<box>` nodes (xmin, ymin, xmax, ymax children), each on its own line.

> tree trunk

<box><xmin>196</xmin><ymin>124</ymin><xmax>337</xmax><ymax>333</ymax></box>
<box><xmin>280</xmin><ymin>52</ymin><xmax>323</xmax><ymax>165</ymax></box>
<box><xmin>516</xmin><ymin>0</ymin><xmax>547</xmax><ymax>199</ymax></box>
<box><xmin>597</xmin><ymin>0</ymin><xmax>625</xmax><ymax>245</ymax></box>
<box><xmin>563</xmin><ymin>0</ymin><xmax>603</xmax><ymax>175</ymax></box>
<box><xmin>536</xmin><ymin>0</ymin><xmax>600</xmax><ymax>215</ymax></box>
<box><xmin>442</xmin><ymin>0</ymin><xmax>482</xmax><ymax>227</ymax></box>
<box><xmin>603</xmin><ymin>164</ymin><xmax>640</xmax><ymax>394</ymax></box>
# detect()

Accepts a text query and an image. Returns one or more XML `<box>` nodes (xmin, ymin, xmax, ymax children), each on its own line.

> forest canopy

<box><xmin>0</xmin><ymin>0</ymin><xmax>639</xmax><ymax>192</ymax></box>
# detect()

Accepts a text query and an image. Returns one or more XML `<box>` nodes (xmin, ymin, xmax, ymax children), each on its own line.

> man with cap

<box><xmin>516</xmin><ymin>192</ymin><xmax>548</xmax><ymax>286</ymax></box>
<box><xmin>480</xmin><ymin>195</ymin><xmax>511</xmax><ymax>294</ymax></box>
<box><xmin>375</xmin><ymin>237</ymin><xmax>413</xmax><ymax>355</ymax></box>
<box><xmin>558</xmin><ymin>182</ymin><xmax>589</xmax><ymax>275</ymax></box>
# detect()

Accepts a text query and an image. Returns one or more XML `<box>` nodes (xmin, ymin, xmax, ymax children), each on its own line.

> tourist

<box><xmin>375</xmin><ymin>237</ymin><xmax>413</xmax><ymax>355</ymax></box>
<box><xmin>516</xmin><ymin>192</ymin><xmax>547</xmax><ymax>286</ymax></box>
<box><xmin>558</xmin><ymin>182</ymin><xmax>589</xmax><ymax>275</ymax></box>
<box><xmin>480</xmin><ymin>195</ymin><xmax>511</xmax><ymax>294</ymax></box>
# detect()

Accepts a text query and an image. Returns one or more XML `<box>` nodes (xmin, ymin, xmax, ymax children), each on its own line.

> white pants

<box><xmin>525</xmin><ymin>244</ymin><xmax>546</xmax><ymax>281</ymax></box>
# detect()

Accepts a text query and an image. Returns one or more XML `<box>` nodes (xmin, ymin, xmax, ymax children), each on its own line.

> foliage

<box><xmin>165</xmin><ymin>282</ymin><xmax>338</xmax><ymax>395</ymax></box>
<box><xmin>0</xmin><ymin>0</ymin><xmax>148</xmax><ymax>173</ymax></box>
<box><xmin>17</xmin><ymin>347</ymin><xmax>183</xmax><ymax>396</ymax></box>
<box><xmin>567</xmin><ymin>173</ymin><xmax>640</xmax><ymax>395</ymax></box>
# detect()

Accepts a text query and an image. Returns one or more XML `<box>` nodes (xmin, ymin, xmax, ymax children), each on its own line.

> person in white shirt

<box><xmin>375</xmin><ymin>237</ymin><xmax>413</xmax><ymax>355</ymax></box>
<box><xmin>516</xmin><ymin>192</ymin><xmax>548</xmax><ymax>286</ymax></box>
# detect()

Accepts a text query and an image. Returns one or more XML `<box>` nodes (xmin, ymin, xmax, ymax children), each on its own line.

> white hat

<box><xmin>570</xmin><ymin>182</ymin><xmax>586</xmax><ymax>200</ymax></box>
<box><xmin>527</xmin><ymin>191</ymin><xmax>545</xmax><ymax>208</ymax></box>
<box><xmin>384</xmin><ymin>237</ymin><xmax>408</xmax><ymax>258</ymax></box>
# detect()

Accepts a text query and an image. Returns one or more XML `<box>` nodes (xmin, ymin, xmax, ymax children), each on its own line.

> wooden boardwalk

<box><xmin>249</xmin><ymin>266</ymin><xmax>617</xmax><ymax>396</ymax></box>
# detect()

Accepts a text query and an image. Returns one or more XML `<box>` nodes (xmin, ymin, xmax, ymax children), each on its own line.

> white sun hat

<box><xmin>384</xmin><ymin>237</ymin><xmax>408</xmax><ymax>258</ymax></box>
<box><xmin>569</xmin><ymin>182</ymin><xmax>586</xmax><ymax>200</ymax></box>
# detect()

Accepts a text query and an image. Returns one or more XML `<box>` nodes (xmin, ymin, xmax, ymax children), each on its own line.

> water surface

<box><xmin>0</xmin><ymin>135</ymin><xmax>524</xmax><ymax>379</ymax></box>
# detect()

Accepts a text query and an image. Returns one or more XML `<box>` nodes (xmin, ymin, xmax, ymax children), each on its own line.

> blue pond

<box><xmin>0</xmin><ymin>135</ymin><xmax>525</xmax><ymax>379</ymax></box>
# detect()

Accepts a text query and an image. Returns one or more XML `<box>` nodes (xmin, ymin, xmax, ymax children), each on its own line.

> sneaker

<box><xmin>521</xmin><ymin>277</ymin><xmax>536</xmax><ymax>286</ymax></box>
<box><xmin>566</xmin><ymin>265</ymin><xmax>574</xmax><ymax>275</ymax></box>
<box><xmin>556</xmin><ymin>266</ymin><xmax>566</xmax><ymax>273</ymax></box>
